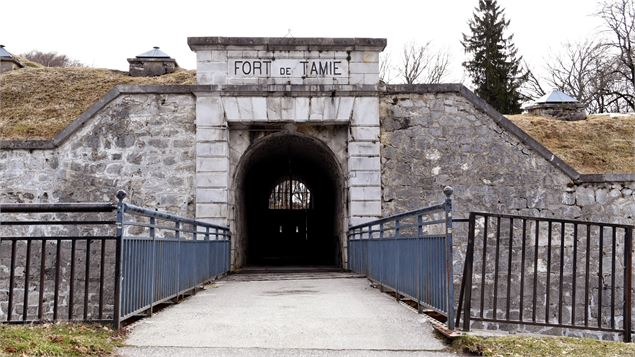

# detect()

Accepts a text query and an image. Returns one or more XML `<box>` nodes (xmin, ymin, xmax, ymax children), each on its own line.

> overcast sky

<box><xmin>2</xmin><ymin>0</ymin><xmax>605</xmax><ymax>84</ymax></box>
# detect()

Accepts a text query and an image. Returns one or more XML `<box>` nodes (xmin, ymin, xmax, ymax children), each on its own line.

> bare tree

<box><xmin>520</xmin><ymin>62</ymin><xmax>546</xmax><ymax>101</ymax></box>
<box><xmin>544</xmin><ymin>40</ymin><xmax>619</xmax><ymax>112</ymax></box>
<box><xmin>21</xmin><ymin>50</ymin><xmax>83</xmax><ymax>67</ymax></box>
<box><xmin>597</xmin><ymin>0</ymin><xmax>635</xmax><ymax>111</ymax></box>
<box><xmin>399</xmin><ymin>42</ymin><xmax>450</xmax><ymax>84</ymax></box>
<box><xmin>379</xmin><ymin>52</ymin><xmax>396</xmax><ymax>84</ymax></box>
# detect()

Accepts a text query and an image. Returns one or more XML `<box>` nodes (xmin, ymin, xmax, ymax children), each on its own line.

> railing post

<box><xmin>149</xmin><ymin>216</ymin><xmax>156</xmax><ymax>316</ymax></box>
<box><xmin>443</xmin><ymin>186</ymin><xmax>455</xmax><ymax>330</ymax></box>
<box><xmin>461</xmin><ymin>213</ymin><xmax>476</xmax><ymax>331</ymax></box>
<box><xmin>175</xmin><ymin>220</ymin><xmax>181</xmax><ymax>298</ymax></box>
<box><xmin>113</xmin><ymin>190</ymin><xmax>127</xmax><ymax>330</ymax></box>
<box><xmin>417</xmin><ymin>214</ymin><xmax>423</xmax><ymax>313</ymax></box>
<box><xmin>624</xmin><ymin>227</ymin><xmax>633</xmax><ymax>342</ymax></box>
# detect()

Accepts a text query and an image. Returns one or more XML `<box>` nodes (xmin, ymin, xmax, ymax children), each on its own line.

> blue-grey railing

<box><xmin>114</xmin><ymin>191</ymin><xmax>230</xmax><ymax>328</ymax></box>
<box><xmin>347</xmin><ymin>187</ymin><xmax>455</xmax><ymax>330</ymax></box>
<box><xmin>0</xmin><ymin>193</ymin><xmax>231</xmax><ymax>329</ymax></box>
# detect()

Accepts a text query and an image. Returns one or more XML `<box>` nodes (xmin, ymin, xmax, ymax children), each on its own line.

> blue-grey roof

<box><xmin>136</xmin><ymin>46</ymin><xmax>171</xmax><ymax>58</ymax></box>
<box><xmin>0</xmin><ymin>45</ymin><xmax>14</xmax><ymax>59</ymax></box>
<box><xmin>535</xmin><ymin>89</ymin><xmax>578</xmax><ymax>103</ymax></box>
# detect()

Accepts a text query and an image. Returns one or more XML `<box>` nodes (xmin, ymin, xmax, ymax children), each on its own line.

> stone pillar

<box><xmin>348</xmin><ymin>97</ymin><xmax>382</xmax><ymax>226</ymax></box>
<box><xmin>195</xmin><ymin>93</ymin><xmax>229</xmax><ymax>227</ymax></box>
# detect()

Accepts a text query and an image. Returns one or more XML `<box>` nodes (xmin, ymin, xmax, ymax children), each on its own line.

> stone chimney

<box><xmin>127</xmin><ymin>46</ymin><xmax>178</xmax><ymax>77</ymax></box>
<box><xmin>0</xmin><ymin>45</ymin><xmax>24</xmax><ymax>73</ymax></box>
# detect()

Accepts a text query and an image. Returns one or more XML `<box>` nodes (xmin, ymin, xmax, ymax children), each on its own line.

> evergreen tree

<box><xmin>462</xmin><ymin>0</ymin><xmax>527</xmax><ymax>114</ymax></box>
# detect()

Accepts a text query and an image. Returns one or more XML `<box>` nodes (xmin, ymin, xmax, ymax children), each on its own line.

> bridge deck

<box><xmin>118</xmin><ymin>272</ymin><xmax>456</xmax><ymax>356</ymax></box>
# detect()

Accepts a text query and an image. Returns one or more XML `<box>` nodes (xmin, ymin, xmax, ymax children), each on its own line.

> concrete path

<box><xmin>118</xmin><ymin>273</ymin><xmax>458</xmax><ymax>356</ymax></box>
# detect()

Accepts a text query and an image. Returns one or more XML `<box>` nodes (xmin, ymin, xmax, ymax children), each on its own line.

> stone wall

<box><xmin>526</xmin><ymin>103</ymin><xmax>586</xmax><ymax>121</ymax></box>
<box><xmin>0</xmin><ymin>92</ymin><xmax>196</xmax><ymax>211</ymax></box>
<box><xmin>380</xmin><ymin>86</ymin><xmax>635</xmax><ymax>339</ymax></box>
<box><xmin>0</xmin><ymin>91</ymin><xmax>196</xmax><ymax>321</ymax></box>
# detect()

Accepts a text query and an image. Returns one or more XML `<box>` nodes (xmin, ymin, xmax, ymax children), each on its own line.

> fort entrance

<box><xmin>237</xmin><ymin>133</ymin><xmax>343</xmax><ymax>266</ymax></box>
<box><xmin>189</xmin><ymin>37</ymin><xmax>386</xmax><ymax>269</ymax></box>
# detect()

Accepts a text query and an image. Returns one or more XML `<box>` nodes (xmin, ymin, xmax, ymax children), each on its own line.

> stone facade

<box><xmin>1</xmin><ymin>37</ymin><xmax>634</xmax><ymax>339</ymax></box>
<box><xmin>0</xmin><ymin>91</ymin><xmax>196</xmax><ymax>214</ymax></box>
<box><xmin>380</xmin><ymin>88</ymin><xmax>634</xmax><ymax>339</ymax></box>
<box><xmin>189</xmin><ymin>37</ymin><xmax>383</xmax><ymax>86</ymax></box>
<box><xmin>0</xmin><ymin>91</ymin><xmax>197</xmax><ymax>321</ymax></box>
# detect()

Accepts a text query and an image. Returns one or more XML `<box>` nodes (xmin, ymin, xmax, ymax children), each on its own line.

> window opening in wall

<box><xmin>268</xmin><ymin>179</ymin><xmax>312</xmax><ymax>210</ymax></box>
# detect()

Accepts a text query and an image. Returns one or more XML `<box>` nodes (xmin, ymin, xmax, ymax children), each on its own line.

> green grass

<box><xmin>452</xmin><ymin>334</ymin><xmax>635</xmax><ymax>356</ymax></box>
<box><xmin>0</xmin><ymin>323</ymin><xmax>123</xmax><ymax>356</ymax></box>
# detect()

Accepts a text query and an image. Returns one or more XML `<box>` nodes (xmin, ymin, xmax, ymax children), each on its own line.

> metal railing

<box><xmin>0</xmin><ymin>191</ymin><xmax>231</xmax><ymax>329</ymax></box>
<box><xmin>0</xmin><ymin>203</ymin><xmax>118</xmax><ymax>324</ymax></box>
<box><xmin>457</xmin><ymin>212</ymin><xmax>634</xmax><ymax>342</ymax></box>
<box><xmin>347</xmin><ymin>187</ymin><xmax>455</xmax><ymax>330</ymax></box>
<box><xmin>115</xmin><ymin>191</ymin><xmax>230</xmax><ymax>328</ymax></box>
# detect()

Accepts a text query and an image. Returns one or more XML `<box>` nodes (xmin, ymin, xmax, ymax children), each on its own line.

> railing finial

<box><xmin>443</xmin><ymin>186</ymin><xmax>453</xmax><ymax>199</ymax></box>
<box><xmin>116</xmin><ymin>190</ymin><xmax>127</xmax><ymax>203</ymax></box>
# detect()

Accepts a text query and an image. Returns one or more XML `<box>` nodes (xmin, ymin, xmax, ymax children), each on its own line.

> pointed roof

<box><xmin>136</xmin><ymin>46</ymin><xmax>171</xmax><ymax>58</ymax></box>
<box><xmin>0</xmin><ymin>45</ymin><xmax>14</xmax><ymax>59</ymax></box>
<box><xmin>535</xmin><ymin>89</ymin><xmax>578</xmax><ymax>103</ymax></box>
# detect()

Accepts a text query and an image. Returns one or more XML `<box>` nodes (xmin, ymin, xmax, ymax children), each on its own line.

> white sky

<box><xmin>1</xmin><ymin>0</ymin><xmax>605</xmax><ymax>83</ymax></box>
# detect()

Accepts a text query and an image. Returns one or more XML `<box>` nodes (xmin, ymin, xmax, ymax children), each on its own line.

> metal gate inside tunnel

<box><xmin>236</xmin><ymin>133</ymin><xmax>344</xmax><ymax>267</ymax></box>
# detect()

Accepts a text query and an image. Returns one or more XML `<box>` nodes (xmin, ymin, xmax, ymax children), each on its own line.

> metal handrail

<box><xmin>347</xmin><ymin>186</ymin><xmax>455</xmax><ymax>331</ymax></box>
<box><xmin>122</xmin><ymin>202</ymin><xmax>229</xmax><ymax>231</ymax></box>
<box><xmin>0</xmin><ymin>203</ymin><xmax>116</xmax><ymax>213</ymax></box>
<box><xmin>457</xmin><ymin>211</ymin><xmax>634</xmax><ymax>342</ymax></box>
<box><xmin>349</xmin><ymin>203</ymin><xmax>446</xmax><ymax>231</ymax></box>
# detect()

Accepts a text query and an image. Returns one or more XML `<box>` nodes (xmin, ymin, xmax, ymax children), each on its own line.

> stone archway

<box><xmin>233</xmin><ymin>133</ymin><xmax>345</xmax><ymax>268</ymax></box>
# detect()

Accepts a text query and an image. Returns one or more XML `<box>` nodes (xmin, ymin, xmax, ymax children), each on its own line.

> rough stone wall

<box><xmin>526</xmin><ymin>103</ymin><xmax>586</xmax><ymax>121</ymax></box>
<box><xmin>0</xmin><ymin>93</ymin><xmax>196</xmax><ymax>321</ymax></box>
<box><xmin>380</xmin><ymin>91</ymin><xmax>635</xmax><ymax>339</ymax></box>
<box><xmin>0</xmin><ymin>93</ymin><xmax>196</xmax><ymax>211</ymax></box>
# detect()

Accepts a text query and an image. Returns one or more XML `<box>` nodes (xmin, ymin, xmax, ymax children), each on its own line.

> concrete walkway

<box><xmin>118</xmin><ymin>273</ymin><xmax>458</xmax><ymax>356</ymax></box>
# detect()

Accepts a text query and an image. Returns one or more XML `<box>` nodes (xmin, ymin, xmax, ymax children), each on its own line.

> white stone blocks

<box><xmin>349</xmin><ymin>142</ymin><xmax>381</xmax><ymax>157</ymax></box>
<box><xmin>196</xmin><ymin>142</ymin><xmax>227</xmax><ymax>157</ymax></box>
<box><xmin>350</xmin><ymin>126</ymin><xmax>380</xmax><ymax>142</ymax></box>
<box><xmin>196</xmin><ymin>172</ymin><xmax>227</xmax><ymax>188</ymax></box>
<box><xmin>195</xmin><ymin>47</ymin><xmax>380</xmax><ymax>85</ymax></box>
<box><xmin>196</xmin><ymin>127</ymin><xmax>228</xmax><ymax>142</ymax></box>
<box><xmin>350</xmin><ymin>51</ymin><xmax>379</xmax><ymax>63</ymax></box>
<box><xmin>196</xmin><ymin>188</ymin><xmax>227</xmax><ymax>203</ymax></box>
<box><xmin>349</xmin><ymin>62</ymin><xmax>379</xmax><ymax>74</ymax></box>
<box><xmin>196</xmin><ymin>203</ymin><xmax>227</xmax><ymax>218</ymax></box>
<box><xmin>350</xmin><ymin>201</ymin><xmax>382</xmax><ymax>216</ymax></box>
<box><xmin>348</xmin><ymin>156</ymin><xmax>381</xmax><ymax>172</ymax></box>
<box><xmin>349</xmin><ymin>171</ymin><xmax>382</xmax><ymax>187</ymax></box>
<box><xmin>220</xmin><ymin>96</ymin><xmax>355</xmax><ymax>123</ymax></box>
<box><xmin>196</xmin><ymin>96</ymin><xmax>224</xmax><ymax>126</ymax></box>
<box><xmin>350</xmin><ymin>186</ymin><xmax>382</xmax><ymax>201</ymax></box>
<box><xmin>352</xmin><ymin>97</ymin><xmax>380</xmax><ymax>126</ymax></box>
<box><xmin>196</xmin><ymin>157</ymin><xmax>228</xmax><ymax>172</ymax></box>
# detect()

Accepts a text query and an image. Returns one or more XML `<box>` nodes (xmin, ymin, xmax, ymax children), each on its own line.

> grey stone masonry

<box><xmin>0</xmin><ymin>92</ymin><xmax>196</xmax><ymax>215</ymax></box>
<box><xmin>188</xmin><ymin>37</ymin><xmax>386</xmax><ymax>86</ymax></box>
<box><xmin>380</xmin><ymin>86</ymin><xmax>635</xmax><ymax>340</ymax></box>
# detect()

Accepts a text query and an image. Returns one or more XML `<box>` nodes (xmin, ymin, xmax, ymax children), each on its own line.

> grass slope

<box><xmin>452</xmin><ymin>335</ymin><xmax>635</xmax><ymax>357</ymax></box>
<box><xmin>507</xmin><ymin>114</ymin><xmax>635</xmax><ymax>174</ymax></box>
<box><xmin>0</xmin><ymin>323</ymin><xmax>123</xmax><ymax>356</ymax></box>
<box><xmin>0</xmin><ymin>66</ymin><xmax>195</xmax><ymax>140</ymax></box>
